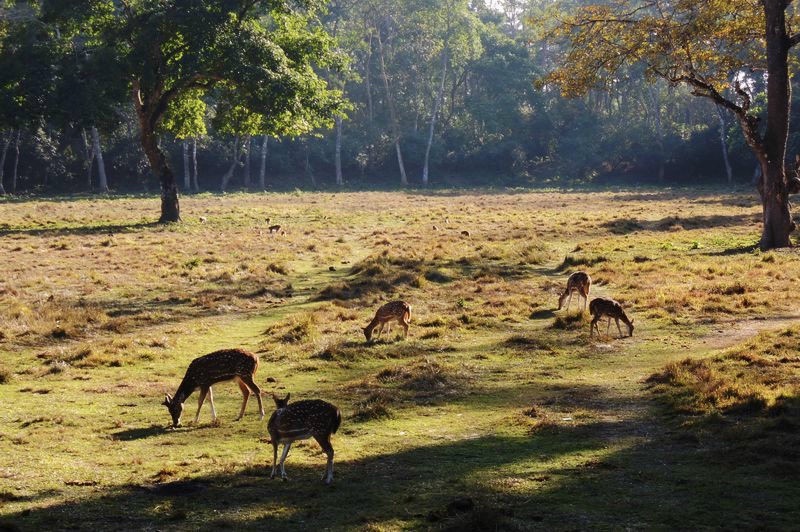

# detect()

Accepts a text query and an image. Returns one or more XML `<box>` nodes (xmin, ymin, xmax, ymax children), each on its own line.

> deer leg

<box><xmin>566</xmin><ymin>291</ymin><xmax>574</xmax><ymax>311</ymax></box>
<box><xmin>235</xmin><ymin>378</ymin><xmax>250</xmax><ymax>421</ymax></box>
<box><xmin>279</xmin><ymin>442</ymin><xmax>292</xmax><ymax>480</ymax></box>
<box><xmin>606</xmin><ymin>317</ymin><xmax>612</xmax><ymax>336</ymax></box>
<box><xmin>400</xmin><ymin>317</ymin><xmax>409</xmax><ymax>339</ymax></box>
<box><xmin>314</xmin><ymin>434</ymin><xmax>335</xmax><ymax>484</ymax></box>
<box><xmin>270</xmin><ymin>442</ymin><xmax>278</xmax><ymax>479</ymax></box>
<box><xmin>194</xmin><ymin>387</ymin><xmax>209</xmax><ymax>424</ymax></box>
<box><xmin>615</xmin><ymin>318</ymin><xmax>623</xmax><ymax>338</ymax></box>
<box><xmin>207</xmin><ymin>386</ymin><xmax>217</xmax><ymax>423</ymax></box>
<box><xmin>590</xmin><ymin>317</ymin><xmax>598</xmax><ymax>336</ymax></box>
<box><xmin>240</xmin><ymin>374</ymin><xmax>265</xmax><ymax>419</ymax></box>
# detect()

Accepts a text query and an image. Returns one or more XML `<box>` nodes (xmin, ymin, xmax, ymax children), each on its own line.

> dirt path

<box><xmin>695</xmin><ymin>313</ymin><xmax>800</xmax><ymax>351</ymax></box>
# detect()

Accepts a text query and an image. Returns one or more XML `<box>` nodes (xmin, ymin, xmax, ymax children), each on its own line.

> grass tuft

<box><xmin>351</xmin><ymin>391</ymin><xmax>394</xmax><ymax>422</ymax></box>
<box><xmin>550</xmin><ymin>313</ymin><xmax>586</xmax><ymax>330</ymax></box>
<box><xmin>557</xmin><ymin>254</ymin><xmax>608</xmax><ymax>271</ymax></box>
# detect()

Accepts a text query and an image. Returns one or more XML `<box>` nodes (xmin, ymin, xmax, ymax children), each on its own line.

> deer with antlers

<box><xmin>162</xmin><ymin>348</ymin><xmax>265</xmax><ymax>428</ymax></box>
<box><xmin>267</xmin><ymin>393</ymin><xmax>341</xmax><ymax>484</ymax></box>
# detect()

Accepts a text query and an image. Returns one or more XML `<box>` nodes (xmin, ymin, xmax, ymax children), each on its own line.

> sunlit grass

<box><xmin>1</xmin><ymin>188</ymin><xmax>799</xmax><ymax>529</ymax></box>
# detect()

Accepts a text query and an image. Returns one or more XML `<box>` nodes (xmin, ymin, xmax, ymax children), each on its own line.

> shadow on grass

<box><xmin>111</xmin><ymin>425</ymin><xmax>169</xmax><ymax>441</ymax></box>
<box><xmin>315</xmin><ymin>253</ymin><xmax>533</xmax><ymax>303</ymax></box>
<box><xmin>529</xmin><ymin>309</ymin><xmax>556</xmax><ymax>320</ymax></box>
<box><xmin>602</xmin><ymin>214</ymin><xmax>756</xmax><ymax>235</ymax></box>
<box><xmin>702</xmin><ymin>243</ymin><xmax>759</xmax><ymax>256</ymax></box>
<box><xmin>0</xmin><ymin>221</ymin><xmax>157</xmax><ymax>238</ymax></box>
<box><xmin>6</xmin><ymin>411</ymin><xmax>798</xmax><ymax>530</ymax></box>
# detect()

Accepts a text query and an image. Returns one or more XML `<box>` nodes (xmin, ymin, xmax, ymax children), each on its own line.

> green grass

<box><xmin>0</xmin><ymin>188</ymin><xmax>799</xmax><ymax>530</ymax></box>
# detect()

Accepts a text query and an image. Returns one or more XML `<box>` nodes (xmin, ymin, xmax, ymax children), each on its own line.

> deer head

<box><xmin>272</xmin><ymin>392</ymin><xmax>291</xmax><ymax>409</ymax></box>
<box><xmin>163</xmin><ymin>393</ymin><xmax>184</xmax><ymax>427</ymax></box>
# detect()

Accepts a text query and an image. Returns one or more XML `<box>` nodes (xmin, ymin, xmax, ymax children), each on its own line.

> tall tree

<box><xmin>45</xmin><ymin>0</ymin><xmax>346</xmax><ymax>221</ymax></box>
<box><xmin>540</xmin><ymin>0</ymin><xmax>800</xmax><ymax>250</ymax></box>
<box><xmin>416</xmin><ymin>0</ymin><xmax>482</xmax><ymax>186</ymax></box>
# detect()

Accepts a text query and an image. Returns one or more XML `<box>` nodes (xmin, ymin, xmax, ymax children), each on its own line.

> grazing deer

<box><xmin>558</xmin><ymin>271</ymin><xmax>592</xmax><ymax>313</ymax></box>
<box><xmin>162</xmin><ymin>348</ymin><xmax>265</xmax><ymax>428</ymax></box>
<box><xmin>268</xmin><ymin>393</ymin><xmax>341</xmax><ymax>484</ymax></box>
<box><xmin>268</xmin><ymin>224</ymin><xmax>282</xmax><ymax>233</ymax></box>
<box><xmin>589</xmin><ymin>297</ymin><xmax>634</xmax><ymax>338</ymax></box>
<box><xmin>363</xmin><ymin>300</ymin><xmax>411</xmax><ymax>342</ymax></box>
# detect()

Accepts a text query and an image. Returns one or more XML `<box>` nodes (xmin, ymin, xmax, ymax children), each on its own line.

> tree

<box><xmin>45</xmin><ymin>0</ymin><xmax>346</xmax><ymax>222</ymax></box>
<box><xmin>415</xmin><ymin>0</ymin><xmax>482</xmax><ymax>186</ymax></box>
<box><xmin>160</xmin><ymin>90</ymin><xmax>207</xmax><ymax>192</ymax></box>
<box><xmin>540</xmin><ymin>0</ymin><xmax>800</xmax><ymax>250</ymax></box>
<box><xmin>213</xmin><ymin>101</ymin><xmax>264</xmax><ymax>192</ymax></box>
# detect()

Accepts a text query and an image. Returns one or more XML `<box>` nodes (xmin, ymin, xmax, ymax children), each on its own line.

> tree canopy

<box><xmin>539</xmin><ymin>0</ymin><xmax>800</xmax><ymax>249</ymax></box>
<box><xmin>37</xmin><ymin>0</ymin><xmax>348</xmax><ymax>221</ymax></box>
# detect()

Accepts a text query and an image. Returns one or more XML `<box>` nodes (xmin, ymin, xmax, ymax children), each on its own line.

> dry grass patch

<box><xmin>647</xmin><ymin>325</ymin><xmax>800</xmax><ymax>459</ymax></box>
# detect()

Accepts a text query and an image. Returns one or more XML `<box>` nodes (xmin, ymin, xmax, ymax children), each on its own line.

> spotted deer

<box><xmin>363</xmin><ymin>300</ymin><xmax>411</xmax><ymax>342</ymax></box>
<box><xmin>589</xmin><ymin>297</ymin><xmax>634</xmax><ymax>338</ymax></box>
<box><xmin>162</xmin><ymin>348</ymin><xmax>265</xmax><ymax>428</ymax></box>
<box><xmin>267</xmin><ymin>393</ymin><xmax>341</xmax><ymax>484</ymax></box>
<box><xmin>558</xmin><ymin>271</ymin><xmax>592</xmax><ymax>312</ymax></box>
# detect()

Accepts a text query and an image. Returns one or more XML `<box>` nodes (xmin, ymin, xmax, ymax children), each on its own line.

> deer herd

<box><xmin>162</xmin><ymin>269</ymin><xmax>631</xmax><ymax>485</ymax></box>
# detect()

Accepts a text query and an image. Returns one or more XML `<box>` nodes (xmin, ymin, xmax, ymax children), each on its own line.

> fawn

<box><xmin>267</xmin><ymin>393</ymin><xmax>342</xmax><ymax>484</ymax></box>
<box><xmin>162</xmin><ymin>348</ymin><xmax>265</xmax><ymax>428</ymax></box>
<box><xmin>589</xmin><ymin>297</ymin><xmax>634</xmax><ymax>338</ymax></box>
<box><xmin>363</xmin><ymin>300</ymin><xmax>411</xmax><ymax>342</ymax></box>
<box><xmin>558</xmin><ymin>271</ymin><xmax>591</xmax><ymax>312</ymax></box>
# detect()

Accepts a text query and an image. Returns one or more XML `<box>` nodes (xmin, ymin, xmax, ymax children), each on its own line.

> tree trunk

<box><xmin>81</xmin><ymin>128</ymin><xmax>95</xmax><ymax>190</ymax></box>
<box><xmin>182</xmin><ymin>139</ymin><xmax>191</xmax><ymax>191</ymax></box>
<box><xmin>423</xmin><ymin>49</ymin><xmax>448</xmax><ymax>187</ymax></box>
<box><xmin>91</xmin><ymin>126</ymin><xmax>109</xmax><ymax>192</ymax></box>
<box><xmin>335</xmin><ymin>116</ymin><xmax>343</xmax><ymax>186</ymax></box>
<box><xmin>365</xmin><ymin>31</ymin><xmax>374</xmax><ymax>124</ymax></box>
<box><xmin>192</xmin><ymin>138</ymin><xmax>200</xmax><ymax>192</ymax></box>
<box><xmin>0</xmin><ymin>130</ymin><xmax>11</xmax><ymax>195</ymax></box>
<box><xmin>221</xmin><ymin>135</ymin><xmax>240</xmax><ymax>192</ymax></box>
<box><xmin>243</xmin><ymin>135</ymin><xmax>252</xmax><ymax>189</ymax></box>
<box><xmin>12</xmin><ymin>129</ymin><xmax>20</xmax><ymax>194</ymax></box>
<box><xmin>759</xmin><ymin>1</ymin><xmax>793</xmax><ymax>250</ymax></box>
<box><xmin>133</xmin><ymin>81</ymin><xmax>180</xmax><ymax>223</ymax></box>
<box><xmin>304</xmin><ymin>140</ymin><xmax>316</xmax><ymax>188</ymax></box>
<box><xmin>138</xmin><ymin>118</ymin><xmax>179</xmax><ymax>222</ymax></box>
<box><xmin>648</xmin><ymin>85</ymin><xmax>665</xmax><ymax>182</ymax></box>
<box><xmin>259</xmin><ymin>135</ymin><xmax>268</xmax><ymax>190</ymax></box>
<box><xmin>715</xmin><ymin>105</ymin><xmax>733</xmax><ymax>185</ymax></box>
<box><xmin>376</xmin><ymin>27</ymin><xmax>408</xmax><ymax>186</ymax></box>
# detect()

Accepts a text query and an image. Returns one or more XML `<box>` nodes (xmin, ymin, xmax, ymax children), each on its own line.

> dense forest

<box><xmin>3</xmin><ymin>0</ymin><xmax>797</xmax><ymax>196</ymax></box>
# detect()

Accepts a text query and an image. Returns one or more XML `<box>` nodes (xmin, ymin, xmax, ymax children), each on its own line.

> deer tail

<box><xmin>331</xmin><ymin>409</ymin><xmax>342</xmax><ymax>434</ymax></box>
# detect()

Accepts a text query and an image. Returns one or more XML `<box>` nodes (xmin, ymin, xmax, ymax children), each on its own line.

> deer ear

<box><xmin>284</xmin><ymin>392</ymin><xmax>291</xmax><ymax>402</ymax></box>
<box><xmin>163</xmin><ymin>394</ymin><xmax>171</xmax><ymax>406</ymax></box>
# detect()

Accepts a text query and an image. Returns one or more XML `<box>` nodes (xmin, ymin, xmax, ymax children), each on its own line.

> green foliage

<box><xmin>160</xmin><ymin>90</ymin><xmax>207</xmax><ymax>139</ymax></box>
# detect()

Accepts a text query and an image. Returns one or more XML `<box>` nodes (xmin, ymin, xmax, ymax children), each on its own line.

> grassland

<box><xmin>0</xmin><ymin>187</ymin><xmax>798</xmax><ymax>530</ymax></box>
